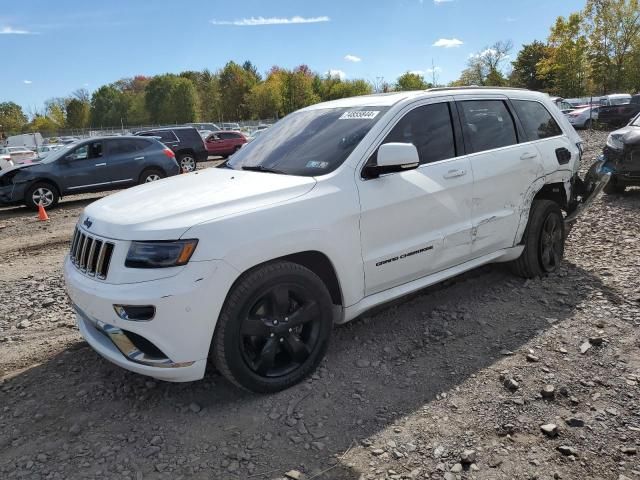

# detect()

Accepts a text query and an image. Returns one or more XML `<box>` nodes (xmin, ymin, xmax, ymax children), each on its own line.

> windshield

<box><xmin>227</xmin><ymin>106</ymin><xmax>389</xmax><ymax>176</ymax></box>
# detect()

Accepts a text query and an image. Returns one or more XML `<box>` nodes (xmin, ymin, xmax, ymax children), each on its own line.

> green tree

<box><xmin>66</xmin><ymin>98</ymin><xmax>90</xmax><ymax>129</ymax></box>
<box><xmin>510</xmin><ymin>41</ymin><xmax>552</xmax><ymax>90</ymax></box>
<box><xmin>0</xmin><ymin>102</ymin><xmax>28</xmax><ymax>133</ymax></box>
<box><xmin>538</xmin><ymin>13</ymin><xmax>590</xmax><ymax>96</ymax></box>
<box><xmin>247</xmin><ymin>75</ymin><xmax>283</xmax><ymax>119</ymax></box>
<box><xmin>395</xmin><ymin>72</ymin><xmax>431</xmax><ymax>91</ymax></box>
<box><xmin>171</xmin><ymin>78</ymin><xmax>198</xmax><ymax>123</ymax></box>
<box><xmin>218</xmin><ymin>61</ymin><xmax>258</xmax><ymax>120</ymax></box>
<box><xmin>281</xmin><ymin>65</ymin><xmax>319</xmax><ymax>114</ymax></box>
<box><xmin>91</xmin><ymin>85</ymin><xmax>126</xmax><ymax>127</ymax></box>
<box><xmin>584</xmin><ymin>0</ymin><xmax>640</xmax><ymax>93</ymax></box>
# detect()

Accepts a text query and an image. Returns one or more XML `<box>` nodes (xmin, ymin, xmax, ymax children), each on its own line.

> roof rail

<box><xmin>426</xmin><ymin>86</ymin><xmax>530</xmax><ymax>92</ymax></box>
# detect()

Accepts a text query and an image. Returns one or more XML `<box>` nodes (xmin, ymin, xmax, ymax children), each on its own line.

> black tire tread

<box><xmin>138</xmin><ymin>167</ymin><xmax>165</xmax><ymax>184</ymax></box>
<box><xmin>212</xmin><ymin>261</ymin><xmax>332</xmax><ymax>393</ymax></box>
<box><xmin>510</xmin><ymin>199</ymin><xmax>564</xmax><ymax>279</ymax></box>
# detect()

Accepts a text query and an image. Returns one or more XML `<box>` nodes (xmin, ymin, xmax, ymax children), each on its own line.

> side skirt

<box><xmin>338</xmin><ymin>246</ymin><xmax>524</xmax><ymax>324</ymax></box>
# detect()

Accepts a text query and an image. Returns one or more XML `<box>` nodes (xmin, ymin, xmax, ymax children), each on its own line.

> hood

<box><xmin>611</xmin><ymin>125</ymin><xmax>640</xmax><ymax>146</ymax></box>
<box><xmin>0</xmin><ymin>162</ymin><xmax>38</xmax><ymax>177</ymax></box>
<box><xmin>82</xmin><ymin>167</ymin><xmax>317</xmax><ymax>240</ymax></box>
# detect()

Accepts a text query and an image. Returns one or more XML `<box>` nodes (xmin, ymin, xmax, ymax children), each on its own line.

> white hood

<box><xmin>82</xmin><ymin>168</ymin><xmax>317</xmax><ymax>240</ymax></box>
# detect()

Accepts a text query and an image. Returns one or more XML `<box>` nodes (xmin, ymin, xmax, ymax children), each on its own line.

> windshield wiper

<box><xmin>241</xmin><ymin>165</ymin><xmax>286</xmax><ymax>174</ymax></box>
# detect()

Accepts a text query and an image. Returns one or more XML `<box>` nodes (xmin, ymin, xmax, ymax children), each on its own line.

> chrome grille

<box><xmin>69</xmin><ymin>227</ymin><xmax>115</xmax><ymax>280</ymax></box>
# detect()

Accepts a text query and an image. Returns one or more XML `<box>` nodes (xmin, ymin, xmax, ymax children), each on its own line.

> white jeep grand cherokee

<box><xmin>64</xmin><ymin>88</ymin><xmax>608</xmax><ymax>392</ymax></box>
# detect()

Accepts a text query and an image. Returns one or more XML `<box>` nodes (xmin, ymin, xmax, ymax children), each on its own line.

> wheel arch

<box><xmin>224</xmin><ymin>250</ymin><xmax>344</xmax><ymax>310</ymax></box>
<box><xmin>26</xmin><ymin>177</ymin><xmax>62</xmax><ymax>196</ymax></box>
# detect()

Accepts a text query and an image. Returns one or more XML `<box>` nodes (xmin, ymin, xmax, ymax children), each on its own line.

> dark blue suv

<box><xmin>0</xmin><ymin>136</ymin><xmax>180</xmax><ymax>210</ymax></box>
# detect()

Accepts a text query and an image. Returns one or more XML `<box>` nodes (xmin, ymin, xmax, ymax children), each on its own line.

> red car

<box><xmin>205</xmin><ymin>131</ymin><xmax>247</xmax><ymax>157</ymax></box>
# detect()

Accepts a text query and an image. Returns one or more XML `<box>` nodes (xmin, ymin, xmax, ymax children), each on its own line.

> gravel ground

<box><xmin>1</xmin><ymin>131</ymin><xmax>639</xmax><ymax>480</ymax></box>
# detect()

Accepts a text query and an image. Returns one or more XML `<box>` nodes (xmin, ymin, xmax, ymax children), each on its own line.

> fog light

<box><xmin>113</xmin><ymin>305</ymin><xmax>156</xmax><ymax>321</ymax></box>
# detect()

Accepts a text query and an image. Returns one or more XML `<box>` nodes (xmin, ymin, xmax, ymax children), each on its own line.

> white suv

<box><xmin>64</xmin><ymin>88</ymin><xmax>608</xmax><ymax>392</ymax></box>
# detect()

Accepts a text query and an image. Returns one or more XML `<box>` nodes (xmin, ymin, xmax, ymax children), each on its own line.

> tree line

<box><xmin>454</xmin><ymin>0</ymin><xmax>640</xmax><ymax>97</ymax></box>
<box><xmin>2</xmin><ymin>0</ymin><xmax>638</xmax><ymax>135</ymax></box>
<box><xmin>0</xmin><ymin>62</ymin><xmax>431</xmax><ymax>135</ymax></box>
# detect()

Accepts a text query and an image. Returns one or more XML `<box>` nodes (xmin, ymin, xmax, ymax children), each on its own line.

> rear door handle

<box><xmin>520</xmin><ymin>152</ymin><xmax>538</xmax><ymax>160</ymax></box>
<box><xmin>95</xmin><ymin>162</ymin><xmax>106</xmax><ymax>167</ymax></box>
<box><xmin>443</xmin><ymin>169</ymin><xmax>467</xmax><ymax>179</ymax></box>
<box><xmin>134</xmin><ymin>156</ymin><xmax>145</xmax><ymax>161</ymax></box>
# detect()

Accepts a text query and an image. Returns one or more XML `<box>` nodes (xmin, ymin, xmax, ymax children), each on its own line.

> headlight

<box><xmin>606</xmin><ymin>134</ymin><xmax>624</xmax><ymax>150</ymax></box>
<box><xmin>125</xmin><ymin>239</ymin><xmax>198</xmax><ymax>268</ymax></box>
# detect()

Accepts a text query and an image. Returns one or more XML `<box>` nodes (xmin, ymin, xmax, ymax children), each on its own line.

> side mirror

<box><xmin>363</xmin><ymin>143</ymin><xmax>420</xmax><ymax>179</ymax></box>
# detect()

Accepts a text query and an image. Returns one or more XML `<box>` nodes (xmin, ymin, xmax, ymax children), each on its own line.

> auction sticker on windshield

<box><xmin>339</xmin><ymin>111</ymin><xmax>380</xmax><ymax>120</ymax></box>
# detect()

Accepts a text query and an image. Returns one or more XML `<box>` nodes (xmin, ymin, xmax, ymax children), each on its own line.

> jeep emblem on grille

<box><xmin>83</xmin><ymin>217</ymin><xmax>93</xmax><ymax>229</ymax></box>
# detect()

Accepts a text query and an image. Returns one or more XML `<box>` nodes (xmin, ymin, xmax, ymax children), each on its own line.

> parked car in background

<box><xmin>0</xmin><ymin>146</ymin><xmax>37</xmax><ymax>164</ymax></box>
<box><xmin>550</xmin><ymin>96</ymin><xmax>575</xmax><ymax>114</ymax></box>
<box><xmin>598</xmin><ymin>94</ymin><xmax>640</xmax><ymax>127</ymax></box>
<box><xmin>37</xmin><ymin>144</ymin><xmax>63</xmax><ymax>158</ymax></box>
<box><xmin>187</xmin><ymin>122</ymin><xmax>221</xmax><ymax>132</ymax></box>
<box><xmin>591</xmin><ymin>116</ymin><xmax>640</xmax><ymax>194</ymax></box>
<box><xmin>0</xmin><ymin>136</ymin><xmax>180</xmax><ymax>209</ymax></box>
<box><xmin>135</xmin><ymin>126</ymin><xmax>208</xmax><ymax>172</ymax></box>
<box><xmin>566</xmin><ymin>105</ymin><xmax>599</xmax><ymax>129</ymax></box>
<box><xmin>64</xmin><ymin>87</ymin><xmax>608</xmax><ymax>392</ymax></box>
<box><xmin>221</xmin><ymin>122</ymin><xmax>241</xmax><ymax>131</ymax></box>
<box><xmin>6</xmin><ymin>132</ymin><xmax>44</xmax><ymax>150</ymax></box>
<box><xmin>0</xmin><ymin>153</ymin><xmax>13</xmax><ymax>171</ymax></box>
<box><xmin>599</xmin><ymin>93</ymin><xmax>632</xmax><ymax>106</ymax></box>
<box><xmin>198</xmin><ymin>129</ymin><xmax>214</xmax><ymax>139</ymax></box>
<box><xmin>59</xmin><ymin>136</ymin><xmax>81</xmax><ymax>144</ymax></box>
<box><xmin>246</xmin><ymin>129</ymin><xmax>266</xmax><ymax>142</ymax></box>
<box><xmin>204</xmin><ymin>131</ymin><xmax>247</xmax><ymax>157</ymax></box>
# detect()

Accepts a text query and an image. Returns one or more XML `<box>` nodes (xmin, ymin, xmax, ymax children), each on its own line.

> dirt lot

<box><xmin>1</xmin><ymin>132</ymin><xmax>639</xmax><ymax>480</ymax></box>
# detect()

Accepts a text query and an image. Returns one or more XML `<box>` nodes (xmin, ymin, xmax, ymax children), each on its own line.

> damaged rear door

<box><xmin>455</xmin><ymin>96</ymin><xmax>541</xmax><ymax>257</ymax></box>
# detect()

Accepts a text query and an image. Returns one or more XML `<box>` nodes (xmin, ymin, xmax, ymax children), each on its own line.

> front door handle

<box><xmin>95</xmin><ymin>162</ymin><xmax>106</xmax><ymax>167</ymax></box>
<box><xmin>443</xmin><ymin>169</ymin><xmax>467</xmax><ymax>179</ymax></box>
<box><xmin>520</xmin><ymin>152</ymin><xmax>538</xmax><ymax>160</ymax></box>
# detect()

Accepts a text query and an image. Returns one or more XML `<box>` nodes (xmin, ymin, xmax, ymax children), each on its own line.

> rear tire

<box><xmin>510</xmin><ymin>200</ymin><xmax>565</xmax><ymax>278</ymax></box>
<box><xmin>139</xmin><ymin>168</ymin><xmax>165</xmax><ymax>184</ymax></box>
<box><xmin>212</xmin><ymin>261</ymin><xmax>333</xmax><ymax>393</ymax></box>
<box><xmin>177</xmin><ymin>154</ymin><xmax>196</xmax><ymax>173</ymax></box>
<box><xmin>25</xmin><ymin>182</ymin><xmax>59</xmax><ymax>210</ymax></box>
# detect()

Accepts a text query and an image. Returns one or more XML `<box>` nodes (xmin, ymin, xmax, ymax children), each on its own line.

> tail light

<box><xmin>163</xmin><ymin>148</ymin><xmax>175</xmax><ymax>159</ymax></box>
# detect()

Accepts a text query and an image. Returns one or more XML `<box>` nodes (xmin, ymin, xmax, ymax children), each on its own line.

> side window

<box><xmin>459</xmin><ymin>100</ymin><xmax>518</xmax><ymax>153</ymax></box>
<box><xmin>512</xmin><ymin>100</ymin><xmax>563</xmax><ymax>141</ymax></box>
<box><xmin>156</xmin><ymin>131</ymin><xmax>177</xmax><ymax>143</ymax></box>
<box><xmin>381</xmin><ymin>102</ymin><xmax>456</xmax><ymax>165</ymax></box>
<box><xmin>69</xmin><ymin>145</ymin><xmax>89</xmax><ymax>161</ymax></box>
<box><xmin>219</xmin><ymin>132</ymin><xmax>234</xmax><ymax>140</ymax></box>
<box><xmin>89</xmin><ymin>142</ymin><xmax>103</xmax><ymax>158</ymax></box>
<box><xmin>109</xmin><ymin>140</ymin><xmax>137</xmax><ymax>155</ymax></box>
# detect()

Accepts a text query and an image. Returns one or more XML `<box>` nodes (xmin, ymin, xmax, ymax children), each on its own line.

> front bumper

<box><xmin>0</xmin><ymin>183</ymin><xmax>20</xmax><ymax>206</ymax></box>
<box><xmin>64</xmin><ymin>255</ymin><xmax>238</xmax><ymax>382</ymax></box>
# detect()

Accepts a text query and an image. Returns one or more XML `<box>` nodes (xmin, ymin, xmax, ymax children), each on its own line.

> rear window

<box><xmin>459</xmin><ymin>100</ymin><xmax>518</xmax><ymax>153</ymax></box>
<box><xmin>512</xmin><ymin>100</ymin><xmax>563</xmax><ymax>141</ymax></box>
<box><xmin>220</xmin><ymin>132</ymin><xmax>242</xmax><ymax>140</ymax></box>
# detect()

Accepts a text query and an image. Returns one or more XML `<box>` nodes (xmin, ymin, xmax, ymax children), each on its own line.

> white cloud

<box><xmin>211</xmin><ymin>16</ymin><xmax>330</xmax><ymax>26</ymax></box>
<box><xmin>434</xmin><ymin>0</ymin><xmax>454</xmax><ymax>4</ymax></box>
<box><xmin>505</xmin><ymin>17</ymin><xmax>517</xmax><ymax>23</ymax></box>
<box><xmin>432</xmin><ymin>38</ymin><xmax>463</xmax><ymax>48</ymax></box>
<box><xmin>23</xmin><ymin>80</ymin><xmax>32</xmax><ymax>84</ymax></box>
<box><xmin>427</xmin><ymin>66</ymin><xmax>443</xmax><ymax>73</ymax></box>
<box><xmin>0</xmin><ymin>26</ymin><xmax>34</xmax><ymax>35</ymax></box>
<box><xmin>409</xmin><ymin>70</ymin><xmax>425</xmax><ymax>75</ymax></box>
<box><xmin>344</xmin><ymin>54</ymin><xmax>361</xmax><ymax>63</ymax></box>
<box><xmin>327</xmin><ymin>69</ymin><xmax>346</xmax><ymax>80</ymax></box>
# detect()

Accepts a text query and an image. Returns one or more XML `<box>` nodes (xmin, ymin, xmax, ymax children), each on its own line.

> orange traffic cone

<box><xmin>37</xmin><ymin>203</ymin><xmax>49</xmax><ymax>221</ymax></box>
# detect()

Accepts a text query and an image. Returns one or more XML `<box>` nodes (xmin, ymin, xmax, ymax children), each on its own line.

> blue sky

<box><xmin>1</xmin><ymin>0</ymin><xmax>585</xmax><ymax>114</ymax></box>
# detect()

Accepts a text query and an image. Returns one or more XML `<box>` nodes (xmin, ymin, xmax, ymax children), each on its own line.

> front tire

<box><xmin>25</xmin><ymin>182</ymin><xmax>59</xmax><ymax>210</ymax></box>
<box><xmin>510</xmin><ymin>200</ymin><xmax>565</xmax><ymax>278</ymax></box>
<box><xmin>212</xmin><ymin>261</ymin><xmax>333</xmax><ymax>393</ymax></box>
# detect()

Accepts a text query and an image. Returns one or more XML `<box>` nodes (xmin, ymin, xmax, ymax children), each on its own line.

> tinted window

<box><xmin>175</xmin><ymin>128</ymin><xmax>201</xmax><ymax>143</ymax></box>
<box><xmin>381</xmin><ymin>103</ymin><xmax>456</xmax><ymax>165</ymax></box>
<box><xmin>109</xmin><ymin>139</ymin><xmax>149</xmax><ymax>155</ymax></box>
<box><xmin>69</xmin><ymin>142</ymin><xmax>102</xmax><ymax>161</ymax></box>
<box><xmin>460</xmin><ymin>100</ymin><xmax>518</xmax><ymax>153</ymax></box>
<box><xmin>512</xmin><ymin>100</ymin><xmax>563</xmax><ymax>141</ymax></box>
<box><xmin>220</xmin><ymin>132</ymin><xmax>241</xmax><ymax>140</ymax></box>
<box><xmin>227</xmin><ymin>106</ymin><xmax>389</xmax><ymax>176</ymax></box>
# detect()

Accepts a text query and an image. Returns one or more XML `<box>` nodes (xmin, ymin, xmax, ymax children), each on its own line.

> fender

<box><xmin>513</xmin><ymin>177</ymin><xmax>545</xmax><ymax>245</ymax></box>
